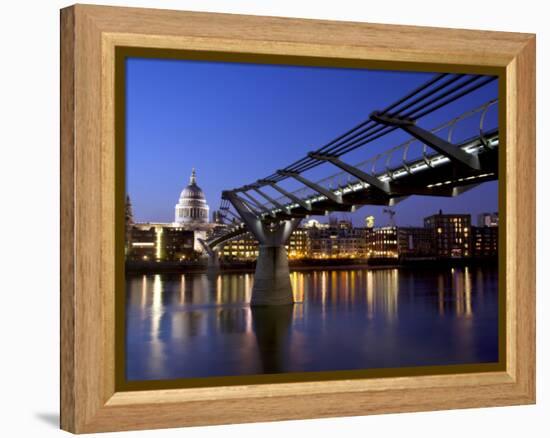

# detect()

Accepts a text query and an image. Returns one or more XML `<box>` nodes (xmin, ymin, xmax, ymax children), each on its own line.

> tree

<box><xmin>125</xmin><ymin>195</ymin><xmax>134</xmax><ymax>227</ymax></box>
<box><xmin>125</xmin><ymin>195</ymin><xmax>134</xmax><ymax>255</ymax></box>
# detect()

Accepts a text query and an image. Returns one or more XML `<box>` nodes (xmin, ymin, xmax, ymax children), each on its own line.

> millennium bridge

<box><xmin>200</xmin><ymin>73</ymin><xmax>499</xmax><ymax>306</ymax></box>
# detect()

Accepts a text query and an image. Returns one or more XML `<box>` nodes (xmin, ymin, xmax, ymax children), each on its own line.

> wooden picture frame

<box><xmin>60</xmin><ymin>4</ymin><xmax>536</xmax><ymax>433</ymax></box>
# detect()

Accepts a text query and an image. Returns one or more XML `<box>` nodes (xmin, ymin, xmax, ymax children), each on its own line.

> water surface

<box><xmin>125</xmin><ymin>266</ymin><xmax>499</xmax><ymax>381</ymax></box>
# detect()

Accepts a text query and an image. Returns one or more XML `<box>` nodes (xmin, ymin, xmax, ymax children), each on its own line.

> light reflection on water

<box><xmin>125</xmin><ymin>266</ymin><xmax>498</xmax><ymax>381</ymax></box>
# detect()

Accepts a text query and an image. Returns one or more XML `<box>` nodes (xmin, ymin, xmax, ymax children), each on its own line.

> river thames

<box><xmin>125</xmin><ymin>266</ymin><xmax>499</xmax><ymax>381</ymax></box>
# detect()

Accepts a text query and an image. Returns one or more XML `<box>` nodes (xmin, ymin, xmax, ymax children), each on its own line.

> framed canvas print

<box><xmin>60</xmin><ymin>4</ymin><xmax>536</xmax><ymax>433</ymax></box>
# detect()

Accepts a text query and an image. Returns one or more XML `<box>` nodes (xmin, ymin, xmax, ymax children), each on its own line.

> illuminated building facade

<box><xmin>424</xmin><ymin>211</ymin><xmax>471</xmax><ymax>258</ymax></box>
<box><xmin>162</xmin><ymin>227</ymin><xmax>196</xmax><ymax>260</ymax></box>
<box><xmin>366</xmin><ymin>213</ymin><xmax>496</xmax><ymax>260</ymax></box>
<box><xmin>365</xmin><ymin>215</ymin><xmax>375</xmax><ymax>228</ymax></box>
<box><xmin>129</xmin><ymin>205</ymin><xmax>496</xmax><ymax>262</ymax></box>
<box><xmin>367</xmin><ymin>227</ymin><xmax>437</xmax><ymax>259</ymax></box>
<box><xmin>397</xmin><ymin>227</ymin><xmax>434</xmax><ymax>258</ymax></box>
<box><xmin>127</xmin><ymin>225</ymin><xmax>195</xmax><ymax>261</ymax></box>
<box><xmin>366</xmin><ymin>227</ymin><xmax>399</xmax><ymax>258</ymax></box>
<box><xmin>307</xmin><ymin>219</ymin><xmax>367</xmax><ymax>258</ymax></box>
<box><xmin>219</xmin><ymin>219</ymin><xmax>368</xmax><ymax>261</ymax></box>
<box><xmin>220</xmin><ymin>232</ymin><xmax>258</xmax><ymax>260</ymax></box>
<box><xmin>472</xmin><ymin>226</ymin><xmax>498</xmax><ymax>257</ymax></box>
<box><xmin>288</xmin><ymin>227</ymin><xmax>310</xmax><ymax>259</ymax></box>
<box><xmin>128</xmin><ymin>227</ymin><xmax>156</xmax><ymax>261</ymax></box>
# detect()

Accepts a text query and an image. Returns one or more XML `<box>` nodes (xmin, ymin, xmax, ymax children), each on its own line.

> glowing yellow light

<box><xmin>151</xmin><ymin>275</ymin><xmax>162</xmax><ymax>338</ymax></box>
<box><xmin>155</xmin><ymin>227</ymin><xmax>163</xmax><ymax>260</ymax></box>
<box><xmin>132</xmin><ymin>242</ymin><xmax>154</xmax><ymax>247</ymax></box>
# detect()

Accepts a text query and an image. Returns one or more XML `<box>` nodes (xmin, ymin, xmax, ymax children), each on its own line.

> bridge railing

<box><xmin>269</xmin><ymin>99</ymin><xmax>497</xmax><ymax>203</ymax></box>
<box><xmin>213</xmin><ymin>98</ymin><xmax>498</xmax><ymax>237</ymax></box>
<box><xmin>355</xmin><ymin>99</ymin><xmax>498</xmax><ymax>183</ymax></box>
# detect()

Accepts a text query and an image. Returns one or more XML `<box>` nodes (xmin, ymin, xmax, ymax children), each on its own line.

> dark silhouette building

<box><xmin>424</xmin><ymin>211</ymin><xmax>471</xmax><ymax>258</ymax></box>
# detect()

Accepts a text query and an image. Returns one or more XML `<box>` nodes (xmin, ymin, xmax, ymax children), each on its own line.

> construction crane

<box><xmin>383</xmin><ymin>208</ymin><xmax>396</xmax><ymax>227</ymax></box>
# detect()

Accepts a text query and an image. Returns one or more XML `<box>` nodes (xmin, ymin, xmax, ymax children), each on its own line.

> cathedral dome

<box><xmin>175</xmin><ymin>169</ymin><xmax>210</xmax><ymax>225</ymax></box>
<box><xmin>180</xmin><ymin>169</ymin><xmax>205</xmax><ymax>200</ymax></box>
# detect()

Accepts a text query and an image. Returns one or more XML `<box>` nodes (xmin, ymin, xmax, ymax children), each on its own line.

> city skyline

<box><xmin>126</xmin><ymin>183</ymin><xmax>497</xmax><ymax>229</ymax></box>
<box><xmin>126</xmin><ymin>58</ymin><xmax>498</xmax><ymax>227</ymax></box>
<box><xmin>126</xmin><ymin>165</ymin><xmax>497</xmax><ymax>228</ymax></box>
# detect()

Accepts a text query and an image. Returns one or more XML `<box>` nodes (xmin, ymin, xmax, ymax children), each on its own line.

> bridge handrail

<box><xmin>212</xmin><ymin>98</ymin><xmax>498</xmax><ymax>239</ymax></box>
<box><xmin>274</xmin><ymin>99</ymin><xmax>497</xmax><ymax>204</ymax></box>
<box><xmin>212</xmin><ymin>126</ymin><xmax>498</xmax><ymax>246</ymax></box>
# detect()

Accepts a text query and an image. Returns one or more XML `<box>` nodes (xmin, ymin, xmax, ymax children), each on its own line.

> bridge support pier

<box><xmin>249</xmin><ymin>218</ymin><xmax>301</xmax><ymax>306</ymax></box>
<box><xmin>198</xmin><ymin>238</ymin><xmax>220</xmax><ymax>277</ymax></box>
<box><xmin>223</xmin><ymin>191</ymin><xmax>302</xmax><ymax>306</ymax></box>
<box><xmin>252</xmin><ymin>245</ymin><xmax>294</xmax><ymax>306</ymax></box>
<box><xmin>207</xmin><ymin>250</ymin><xmax>220</xmax><ymax>278</ymax></box>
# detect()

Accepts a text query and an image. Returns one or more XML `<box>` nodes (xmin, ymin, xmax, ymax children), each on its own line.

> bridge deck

<box><xmin>208</xmin><ymin>129</ymin><xmax>498</xmax><ymax>248</ymax></box>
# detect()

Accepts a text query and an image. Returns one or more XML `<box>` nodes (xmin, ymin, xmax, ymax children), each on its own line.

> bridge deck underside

<box><xmin>266</xmin><ymin>131</ymin><xmax>498</xmax><ymax>218</ymax></box>
<box><xmin>209</xmin><ymin>130</ymin><xmax>498</xmax><ymax>248</ymax></box>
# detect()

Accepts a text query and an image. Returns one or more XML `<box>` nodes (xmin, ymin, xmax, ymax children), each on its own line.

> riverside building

<box><xmin>127</xmin><ymin>168</ymin><xmax>217</xmax><ymax>261</ymax></box>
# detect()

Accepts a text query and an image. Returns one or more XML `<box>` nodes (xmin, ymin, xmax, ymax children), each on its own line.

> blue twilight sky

<box><xmin>126</xmin><ymin>58</ymin><xmax>499</xmax><ymax>227</ymax></box>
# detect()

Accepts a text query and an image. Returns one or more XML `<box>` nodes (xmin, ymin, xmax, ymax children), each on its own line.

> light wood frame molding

<box><xmin>60</xmin><ymin>4</ymin><xmax>536</xmax><ymax>433</ymax></box>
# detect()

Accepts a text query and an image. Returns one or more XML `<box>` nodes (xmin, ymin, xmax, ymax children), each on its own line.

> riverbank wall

<box><xmin>126</xmin><ymin>257</ymin><xmax>497</xmax><ymax>275</ymax></box>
